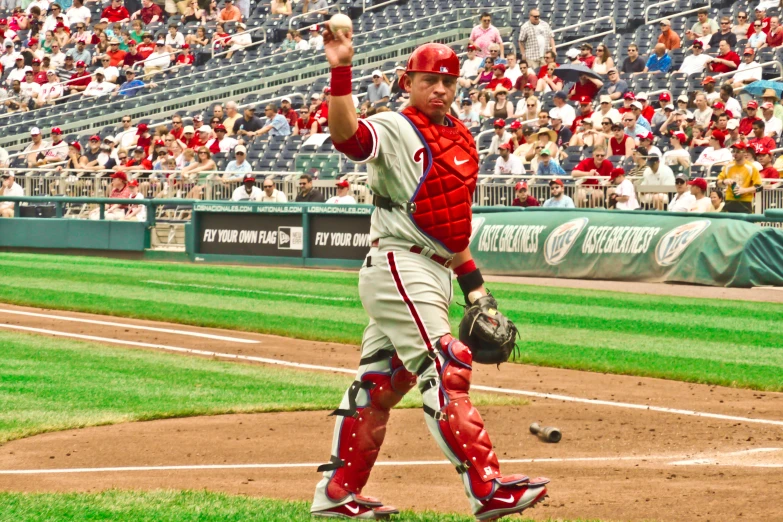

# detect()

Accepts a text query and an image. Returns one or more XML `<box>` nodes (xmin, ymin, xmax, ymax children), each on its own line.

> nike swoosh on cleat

<box><xmin>494</xmin><ymin>494</ymin><xmax>516</xmax><ymax>504</ymax></box>
<box><xmin>454</xmin><ymin>157</ymin><xmax>469</xmax><ymax>165</ymax></box>
<box><xmin>345</xmin><ymin>504</ymin><xmax>360</xmax><ymax>514</ymax></box>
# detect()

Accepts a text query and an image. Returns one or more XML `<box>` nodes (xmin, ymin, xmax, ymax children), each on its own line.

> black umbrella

<box><xmin>553</xmin><ymin>64</ymin><xmax>603</xmax><ymax>84</ymax></box>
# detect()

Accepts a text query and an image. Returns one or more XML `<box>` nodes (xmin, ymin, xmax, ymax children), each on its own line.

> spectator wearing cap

<box><xmin>599</xmin><ymin>68</ymin><xmax>628</xmax><ymax>101</ymax></box>
<box><xmin>636</xmin><ymin>131</ymin><xmax>661</xmax><ymax>157</ymax></box>
<box><xmin>764</xmin><ymin>16</ymin><xmax>783</xmax><ymax>47</ymax></box>
<box><xmin>0</xmin><ymin>42</ymin><xmax>20</xmax><ymax>71</ymax></box>
<box><xmin>685</xmin><ymin>177</ymin><xmax>713</xmax><ymax>213</ymax></box>
<box><xmin>692</xmin><ymin>93</ymin><xmax>713</xmax><ymax>128</ymax></box>
<box><xmin>696</xmin><ymin>130</ymin><xmax>732</xmax><ymax>166</ymax></box>
<box><xmin>568</xmin><ymin>72</ymin><xmax>602</xmax><ymax>102</ymax></box>
<box><xmin>630</xmin><ymin>100</ymin><xmax>652</xmax><ymax>131</ymax></box>
<box><xmin>231</xmin><ymin>175</ymin><xmax>262</xmax><ymax>202</ymax></box>
<box><xmin>488</xmin><ymin>119</ymin><xmax>512</xmax><ymax>155</ymax></box>
<box><xmin>122</xmin><ymin>180</ymin><xmax>147</xmax><ymax>222</ymax></box>
<box><xmin>591</xmin><ymin>94</ymin><xmax>620</xmax><ymax>129</ymax></box>
<box><xmin>708</xmin><ymin>40</ymin><xmax>740</xmax><ymax>74</ymax></box>
<box><xmin>549</xmin><ymin>90</ymin><xmax>576</xmax><ymax>128</ymax></box>
<box><xmin>56</xmin><ymin>53</ymin><xmax>79</xmax><ymax>83</ymax></box>
<box><xmin>23</xmin><ymin>127</ymin><xmax>50</xmax><ymax>168</ymax></box>
<box><xmin>650</xmin><ymin>96</ymin><xmax>673</xmax><ymax>133</ymax></box>
<box><xmin>639</xmin><ymin>149</ymin><xmax>676</xmax><ymax>210</ymax></box>
<box><xmin>642</xmin><ymin>43</ymin><xmax>672</xmax><ymax>74</ymax></box>
<box><xmin>142</xmin><ymin>40</ymin><xmax>170</xmax><ymax>76</ymax></box>
<box><xmin>723</xmin><ymin>118</ymin><xmax>743</xmax><ymax>149</ymax></box>
<box><xmin>225</xmin><ymin>23</ymin><xmax>253</xmax><ymax>59</ymax></box>
<box><xmin>525</xmin><ymin>128</ymin><xmax>559</xmax><ymax>168</ymax></box>
<box><xmin>34</xmin><ymin>69</ymin><xmax>62</xmax><ymax>107</ymax></box>
<box><xmin>325</xmin><ymin>179</ymin><xmax>357</xmax><ymax>204</ymax></box>
<box><xmin>459</xmin><ymin>99</ymin><xmax>480</xmax><ymax>127</ymax></box>
<box><xmin>255</xmin><ymin>176</ymin><xmax>286</xmax><ymax>202</ymax></box>
<box><xmin>277</xmin><ymin>97</ymin><xmax>298</xmax><ymax>129</ymax></box>
<box><xmin>19</xmin><ymin>69</ymin><xmax>41</xmax><ymax>107</ymax></box>
<box><xmin>458</xmin><ymin>45</ymin><xmax>483</xmax><ymax>89</ymax></box>
<box><xmin>106</xmin><ymin>37</ymin><xmax>127</xmax><ymax>66</ymax></box>
<box><xmin>0</xmin><ymin>173</ymin><xmax>24</xmax><ymax>218</ymax></box>
<box><xmin>5</xmin><ymin>56</ymin><xmax>26</xmax><ymax>86</ymax></box>
<box><xmin>388</xmin><ymin>65</ymin><xmax>407</xmax><ymax>101</ymax></box>
<box><xmin>657</xmin><ymin>19</ymin><xmax>680</xmax><ymax>50</ymax></box>
<box><xmin>486</xmin><ymin>64</ymin><xmax>512</xmax><ymax>91</ymax></box>
<box><xmin>536</xmin><ymin>145</ymin><xmax>566</xmax><ymax>177</ymax></box>
<box><xmin>84</xmin><ymin>68</ymin><xmax>117</xmax><ymax>97</ymax></box>
<box><xmin>761</xmin><ymin>101</ymin><xmax>783</xmax><ymax>138</ymax></box>
<box><xmin>607</xmin><ymin>168</ymin><xmax>639</xmax><ymax>210</ymax></box>
<box><xmin>117</xmin><ymin>145</ymin><xmax>154</xmax><ymax>178</ymax></box>
<box><xmin>517</xmin><ymin>9</ymin><xmax>553</xmax><ymax>69</ymax></box>
<box><xmin>58</xmin><ymin>140</ymin><xmax>85</xmax><ymax>176</ymax></box>
<box><xmin>543</xmin><ymin>178</ymin><xmax>575</xmax><ymax>208</ymax></box>
<box><xmin>748</xmin><ymin>6</ymin><xmax>771</xmax><ymax>38</ymax></box>
<box><xmin>570</xmin><ymin>96</ymin><xmax>594</xmax><ymax>133</ymax></box>
<box><xmin>511</xmin><ymin>181</ymin><xmax>539</xmax><ymax>207</ymax></box>
<box><xmin>740</xmin><ymin>101</ymin><xmax>762</xmax><ymax>136</ymax></box>
<box><xmin>217</xmin><ymin>0</ymin><xmax>242</xmax><ymax>23</ymax></box>
<box><xmin>36</xmin><ymin>127</ymin><xmax>67</xmax><ymax>167</ymax></box>
<box><xmin>732</xmin><ymin>49</ymin><xmax>762</xmax><ymax>88</ymax></box>
<box><xmin>570</xmin><ymin>43</ymin><xmax>594</xmax><ymax>69</ymax></box>
<box><xmin>308</xmin><ymin>25</ymin><xmax>324</xmax><ymax>51</ymax></box>
<box><xmin>717</xmin><ymin>142</ymin><xmax>762</xmax><ymax>213</ymax></box>
<box><xmin>761</xmin><ymin>88</ymin><xmax>783</xmax><ymax>122</ymax></box>
<box><xmin>667</xmin><ymin>173</ymin><xmax>697</xmax><ymax>212</ymax></box>
<box><xmin>0</xmin><ymin>18</ymin><xmax>18</xmax><ymax>43</ymax></box>
<box><xmin>663</xmin><ymin>132</ymin><xmax>692</xmax><ymax>169</ymax></box>
<box><xmin>366</xmin><ymin>70</ymin><xmax>390</xmax><ymax>106</ymax></box>
<box><xmin>572</xmin><ymin>146</ymin><xmax>613</xmax><ymax>207</ymax></box>
<box><xmin>30</xmin><ymin>58</ymin><xmax>46</xmax><ymax>85</ymax></box>
<box><xmin>549</xmin><ymin>110</ymin><xmax>572</xmax><ymax>149</ymax></box>
<box><xmin>83</xmin><ymin>135</ymin><xmax>115</xmax><ymax>172</ymax></box>
<box><xmin>678</xmin><ymin>40</ymin><xmax>711</xmax><ymax>75</ymax></box>
<box><xmin>117</xmin><ymin>68</ymin><xmax>155</xmax><ymax>96</ymax></box>
<box><xmin>609</xmin><ymin>122</ymin><xmax>634</xmax><ymax>158</ymax></box>
<box><xmin>470</xmin><ymin>12</ymin><xmax>503</xmax><ymax>59</ymax></box>
<box><xmin>495</xmin><ymin>143</ymin><xmax>524</xmax><ymax>175</ymax></box>
<box><xmin>485</xmin><ymin>87</ymin><xmax>513</xmax><ymax>119</ymax></box>
<box><xmin>89</xmin><ymin>172</ymin><xmax>132</xmax><ymax>220</ymax></box>
<box><xmin>621</xmin><ymin>43</ymin><xmax>645</xmax><ymax>74</ymax></box>
<box><xmin>754</xmin><ymin>144</ymin><xmax>780</xmax><ymax>179</ymax></box>
<box><xmin>206</xmin><ymin>124</ymin><xmax>237</xmax><ymax>154</ymax></box>
<box><xmin>102</xmin><ymin>0</ymin><xmax>131</xmax><ymax>23</ymax></box>
<box><xmin>66</xmin><ymin>38</ymin><xmax>91</xmax><ymax>65</ymax></box>
<box><xmin>220</xmin><ymin>144</ymin><xmax>252</xmax><ymax>181</ymax></box>
<box><xmin>131</xmin><ymin>0</ymin><xmax>162</xmax><ymax>24</ymax></box>
<box><xmin>506</xmin><ymin>121</ymin><xmax>527</xmax><ymax>153</ymax></box>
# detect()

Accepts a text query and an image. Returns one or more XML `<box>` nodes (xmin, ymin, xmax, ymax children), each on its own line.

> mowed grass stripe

<box><xmin>0</xmin><ymin>253</ymin><xmax>781</xmax><ymax>390</ymax></box>
<box><xmin>0</xmin><ymin>331</ymin><xmax>525</xmax><ymax>443</ymax></box>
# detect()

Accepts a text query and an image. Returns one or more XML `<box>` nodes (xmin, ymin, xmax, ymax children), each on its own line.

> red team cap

<box><xmin>51</xmin><ymin>127</ymin><xmax>62</xmax><ymax>134</ymax></box>
<box><xmin>89</xmin><ymin>135</ymin><xmax>100</xmax><ymax>141</ymax></box>
<box><xmin>549</xmin><ymin>178</ymin><xmax>564</xmax><ymax>186</ymax></box>
<box><xmin>687</xmin><ymin>177</ymin><xmax>708</xmax><ymax>191</ymax></box>
<box><xmin>406</xmin><ymin>43</ymin><xmax>460</xmax><ymax>77</ymax></box>
<box><xmin>730</xmin><ymin>141</ymin><xmax>746</xmax><ymax>149</ymax></box>
<box><xmin>493</xmin><ymin>118</ymin><xmax>505</xmax><ymax>128</ymax></box>
<box><xmin>128</xmin><ymin>179</ymin><xmax>139</xmax><ymax>187</ymax></box>
<box><xmin>610</xmin><ymin>167</ymin><xmax>625</xmax><ymax>179</ymax></box>
<box><xmin>673</xmin><ymin>132</ymin><xmax>688</xmax><ymax>143</ymax></box>
<box><xmin>76</xmin><ymin>60</ymin><xmax>86</xmax><ymax>67</ymax></box>
<box><xmin>515</xmin><ymin>181</ymin><xmax>528</xmax><ymax>191</ymax></box>
<box><xmin>491</xmin><ymin>63</ymin><xmax>506</xmax><ymax>72</ymax></box>
<box><xmin>761</xmin><ymin>101</ymin><xmax>774</xmax><ymax>109</ymax></box>
<box><xmin>747</xmin><ymin>100</ymin><xmax>759</xmax><ymax>109</ymax></box>
<box><xmin>711</xmin><ymin>129</ymin><xmax>727</xmax><ymax>146</ymax></box>
<box><xmin>111</xmin><ymin>172</ymin><xmax>128</xmax><ymax>181</ymax></box>
<box><xmin>509</xmin><ymin>120</ymin><xmax>522</xmax><ymax>130</ymax></box>
<box><xmin>136</xmin><ymin>123</ymin><xmax>148</xmax><ymax>134</ymax></box>
<box><xmin>69</xmin><ymin>141</ymin><xmax>81</xmax><ymax>151</ymax></box>
<box><xmin>242</xmin><ymin>174</ymin><xmax>255</xmax><ymax>183</ymax></box>
<box><xmin>636</xmin><ymin>131</ymin><xmax>653</xmax><ymax>141</ymax></box>
<box><xmin>578</xmin><ymin>95</ymin><xmax>591</xmax><ymax>104</ymax></box>
<box><xmin>713</xmin><ymin>101</ymin><xmax>725</xmax><ymax>110</ymax></box>
<box><xmin>623</xmin><ymin>92</ymin><xmax>635</xmax><ymax>100</ymax></box>
<box><xmin>498</xmin><ymin>142</ymin><xmax>512</xmax><ymax>150</ymax></box>
<box><xmin>702</xmin><ymin>76</ymin><xmax>716</xmax><ymax>84</ymax></box>
<box><xmin>659</xmin><ymin>92</ymin><xmax>671</xmax><ymax>102</ymax></box>
<box><xmin>214</xmin><ymin>123</ymin><xmax>226</xmax><ymax>131</ymax></box>
<box><xmin>336</xmin><ymin>179</ymin><xmax>350</xmax><ymax>188</ymax></box>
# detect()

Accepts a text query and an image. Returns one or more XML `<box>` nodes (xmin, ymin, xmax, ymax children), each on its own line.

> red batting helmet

<box><xmin>405</xmin><ymin>43</ymin><xmax>460</xmax><ymax>77</ymax></box>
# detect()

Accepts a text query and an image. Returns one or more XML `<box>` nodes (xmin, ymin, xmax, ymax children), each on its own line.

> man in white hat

<box><xmin>590</xmin><ymin>94</ymin><xmax>620</xmax><ymax>127</ymax></box>
<box><xmin>142</xmin><ymin>40</ymin><xmax>170</xmax><ymax>75</ymax></box>
<box><xmin>23</xmin><ymin>127</ymin><xmax>51</xmax><ymax>168</ymax></box>
<box><xmin>309</xmin><ymin>25</ymin><xmax>324</xmax><ymax>51</ymax></box>
<box><xmin>0</xmin><ymin>172</ymin><xmax>24</xmax><ymax>218</ymax></box>
<box><xmin>365</xmin><ymin>69</ymin><xmax>390</xmax><ymax>106</ymax></box>
<box><xmin>226</xmin><ymin>22</ymin><xmax>252</xmax><ymax>59</ymax></box>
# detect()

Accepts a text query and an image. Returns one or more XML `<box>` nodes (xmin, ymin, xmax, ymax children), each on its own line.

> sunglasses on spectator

<box><xmin>594</xmin><ymin>154</ymin><xmax>605</xmax><ymax>158</ymax></box>
<box><xmin>122</xmin><ymin>119</ymin><xmax>131</xmax><ymax>123</ymax></box>
<box><xmin>531</xmin><ymin>14</ymin><xmax>540</xmax><ymax>18</ymax></box>
<box><xmin>755</xmin><ymin>23</ymin><xmax>762</xmax><ymax>27</ymax></box>
<box><xmin>602</xmin><ymin>121</ymin><xmax>611</xmax><ymax>125</ymax></box>
<box><xmin>527</xmin><ymin>103</ymin><xmax>535</xmax><ymax>107</ymax></box>
<box><xmin>298</xmin><ymin>182</ymin><xmax>307</xmax><ymax>186</ymax></box>
<box><xmin>173</xmin><ymin>121</ymin><xmax>182</xmax><ymax>124</ymax></box>
<box><xmin>675</xmin><ymin>180</ymin><xmax>686</xmax><ymax>184</ymax></box>
<box><xmin>263</xmin><ymin>184</ymin><xmax>273</xmax><ymax>188</ymax></box>
<box><xmin>119</xmin><ymin>155</ymin><xmax>127</xmax><ymax>159</ymax></box>
<box><xmin>739</xmin><ymin>15</ymin><xmax>747</xmax><ymax>18</ymax></box>
<box><xmin>490</xmin><ymin>49</ymin><xmax>499</xmax><ymax>53</ymax></box>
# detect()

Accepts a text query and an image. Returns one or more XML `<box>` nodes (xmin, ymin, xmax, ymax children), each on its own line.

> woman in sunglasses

<box><xmin>748</xmin><ymin>21</ymin><xmax>767</xmax><ymax>50</ymax></box>
<box><xmin>732</xmin><ymin>12</ymin><xmax>750</xmax><ymax>37</ymax></box>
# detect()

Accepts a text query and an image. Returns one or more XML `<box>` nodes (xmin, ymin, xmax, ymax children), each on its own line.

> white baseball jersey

<box><xmin>325</xmin><ymin>195</ymin><xmax>357</xmax><ymax>204</ymax></box>
<box><xmin>129</xmin><ymin>192</ymin><xmax>147</xmax><ymax>222</ymax></box>
<box><xmin>359</xmin><ymin>112</ymin><xmax>463</xmax><ymax>259</ymax></box>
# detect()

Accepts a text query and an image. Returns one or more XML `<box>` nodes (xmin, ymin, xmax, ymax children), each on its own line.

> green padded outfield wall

<box><xmin>0</xmin><ymin>219</ymin><xmax>148</xmax><ymax>251</ymax></box>
<box><xmin>469</xmin><ymin>209</ymin><xmax>783</xmax><ymax>288</ymax></box>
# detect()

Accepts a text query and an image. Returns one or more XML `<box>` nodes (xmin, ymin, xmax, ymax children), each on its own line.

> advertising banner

<box><xmin>470</xmin><ymin>209</ymin><xmax>783</xmax><ymax>287</ymax></box>
<box><xmin>197</xmin><ymin>212</ymin><xmax>304</xmax><ymax>257</ymax></box>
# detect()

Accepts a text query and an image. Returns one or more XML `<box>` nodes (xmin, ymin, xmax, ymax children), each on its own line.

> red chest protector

<box><xmin>401</xmin><ymin>106</ymin><xmax>479</xmax><ymax>254</ymax></box>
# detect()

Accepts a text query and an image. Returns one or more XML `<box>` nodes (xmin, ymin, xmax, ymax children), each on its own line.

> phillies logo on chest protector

<box><xmin>402</xmin><ymin>107</ymin><xmax>479</xmax><ymax>254</ymax></box>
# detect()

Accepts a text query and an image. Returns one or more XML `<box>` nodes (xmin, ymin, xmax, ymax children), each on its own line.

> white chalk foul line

<box><xmin>2</xmin><ymin>322</ymin><xmax>783</xmax><ymax>428</ymax></box>
<box><xmin>0</xmin><ymin>308</ymin><xmax>258</xmax><ymax>344</ymax></box>
<box><xmin>2</xmin><ymin>449</ymin><xmax>779</xmax><ymax>475</ymax></box>
<box><xmin>143</xmin><ymin>280</ymin><xmax>356</xmax><ymax>302</ymax></box>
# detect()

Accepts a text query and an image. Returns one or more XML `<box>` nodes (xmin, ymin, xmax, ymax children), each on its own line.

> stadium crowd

<box><xmin>2</xmin><ymin>6</ymin><xmax>783</xmax><ymax>215</ymax></box>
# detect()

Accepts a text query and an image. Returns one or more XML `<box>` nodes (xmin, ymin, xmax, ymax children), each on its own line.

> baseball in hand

<box><xmin>328</xmin><ymin>13</ymin><xmax>353</xmax><ymax>36</ymax></box>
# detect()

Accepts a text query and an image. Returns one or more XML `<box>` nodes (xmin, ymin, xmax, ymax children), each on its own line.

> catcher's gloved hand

<box><xmin>458</xmin><ymin>294</ymin><xmax>518</xmax><ymax>365</ymax></box>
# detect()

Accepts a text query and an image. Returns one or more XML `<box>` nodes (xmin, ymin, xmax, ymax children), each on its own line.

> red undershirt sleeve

<box><xmin>333</xmin><ymin>119</ymin><xmax>376</xmax><ymax>163</ymax></box>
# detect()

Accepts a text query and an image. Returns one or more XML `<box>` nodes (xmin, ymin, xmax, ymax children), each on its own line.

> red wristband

<box><xmin>453</xmin><ymin>259</ymin><xmax>477</xmax><ymax>276</ymax></box>
<box><xmin>330</xmin><ymin>66</ymin><xmax>353</xmax><ymax>97</ymax></box>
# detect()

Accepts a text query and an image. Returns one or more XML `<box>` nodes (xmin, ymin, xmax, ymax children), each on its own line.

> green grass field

<box><xmin>0</xmin><ymin>253</ymin><xmax>781</xmax><ymax>391</ymax></box>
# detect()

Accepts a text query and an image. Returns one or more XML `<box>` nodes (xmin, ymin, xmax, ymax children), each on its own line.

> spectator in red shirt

<box><xmin>749</xmin><ymin>119</ymin><xmax>776</xmax><ymax>149</ymax></box>
<box><xmin>487</xmin><ymin>64</ymin><xmax>512</xmax><ymax>91</ymax></box>
<box><xmin>512</xmin><ymin>181</ymin><xmax>539</xmax><ymax>207</ymax></box>
<box><xmin>754</xmin><ymin>145</ymin><xmax>780</xmax><ymax>178</ymax></box>
<box><xmin>536</xmin><ymin>50</ymin><xmax>558</xmax><ymax>78</ymax></box>
<box><xmin>169</xmin><ymin>115</ymin><xmax>184</xmax><ymax>140</ymax></box>
<box><xmin>740</xmin><ymin>100</ymin><xmax>762</xmax><ymax>135</ymax></box>
<box><xmin>709</xmin><ymin>40</ymin><xmax>740</xmax><ymax>74</ymax></box>
<box><xmin>175</xmin><ymin>44</ymin><xmax>194</xmax><ymax>66</ymax></box>
<box><xmin>136</xmin><ymin>33</ymin><xmax>155</xmax><ymax>59</ymax></box>
<box><xmin>30</xmin><ymin>59</ymin><xmax>47</xmax><ymax>85</ymax></box>
<box><xmin>102</xmin><ymin>0</ymin><xmax>130</xmax><ymax>23</ymax></box>
<box><xmin>67</xmin><ymin>61</ymin><xmax>92</xmax><ymax>93</ymax></box>
<box><xmin>765</xmin><ymin>16</ymin><xmax>783</xmax><ymax>47</ymax></box>
<box><xmin>134</xmin><ymin>123</ymin><xmax>152</xmax><ymax>154</ymax></box>
<box><xmin>618</xmin><ymin>92</ymin><xmax>635</xmax><ymax>115</ymax></box>
<box><xmin>132</xmin><ymin>0</ymin><xmax>164</xmax><ymax>25</ymax></box>
<box><xmin>122</xmin><ymin>41</ymin><xmax>143</xmax><ymax>69</ymax></box>
<box><xmin>747</xmin><ymin>6</ymin><xmax>771</xmax><ymax>38</ymax></box>
<box><xmin>293</xmin><ymin>105</ymin><xmax>321</xmax><ymax>136</ymax></box>
<box><xmin>312</xmin><ymin>88</ymin><xmax>329</xmax><ymax>134</ymax></box>
<box><xmin>572</xmin><ymin>146</ymin><xmax>613</xmax><ymax>207</ymax></box>
<box><xmin>117</xmin><ymin>147</ymin><xmax>153</xmax><ymax>174</ymax></box>
<box><xmin>278</xmin><ymin>96</ymin><xmax>298</xmax><ymax>128</ymax></box>
<box><xmin>106</xmin><ymin>38</ymin><xmax>127</xmax><ymax>66</ymax></box>
<box><xmin>570</xmin><ymin>96</ymin><xmax>594</xmax><ymax>133</ymax></box>
<box><xmin>636</xmin><ymin>92</ymin><xmax>655</xmax><ymax>124</ymax></box>
<box><xmin>569</xmin><ymin>73</ymin><xmax>603</xmax><ymax>102</ymax></box>
<box><xmin>575</xmin><ymin>43</ymin><xmax>595</xmax><ymax>68</ymax></box>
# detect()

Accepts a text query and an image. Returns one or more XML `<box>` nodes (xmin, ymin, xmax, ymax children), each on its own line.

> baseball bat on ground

<box><xmin>529</xmin><ymin>422</ymin><xmax>562</xmax><ymax>443</ymax></box>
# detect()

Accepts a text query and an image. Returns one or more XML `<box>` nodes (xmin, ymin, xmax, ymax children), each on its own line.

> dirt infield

<box><xmin>1</xmin><ymin>304</ymin><xmax>783</xmax><ymax>522</ymax></box>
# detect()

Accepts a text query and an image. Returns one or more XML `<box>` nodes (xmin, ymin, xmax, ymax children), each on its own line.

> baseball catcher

<box><xmin>311</xmin><ymin>26</ymin><xmax>549</xmax><ymax>522</ymax></box>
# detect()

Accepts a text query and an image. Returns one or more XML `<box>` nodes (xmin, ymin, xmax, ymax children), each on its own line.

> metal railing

<box><xmin>645</xmin><ymin>0</ymin><xmax>712</xmax><ymax>25</ymax></box>
<box><xmin>211</xmin><ymin>25</ymin><xmax>268</xmax><ymax>58</ymax></box>
<box><xmin>552</xmin><ymin>16</ymin><xmax>616</xmax><ymax>50</ymax></box>
<box><xmin>288</xmin><ymin>2</ymin><xmax>339</xmax><ymax>29</ymax></box>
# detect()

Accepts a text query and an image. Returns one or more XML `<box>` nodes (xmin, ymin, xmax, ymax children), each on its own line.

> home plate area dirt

<box><xmin>1</xmin><ymin>304</ymin><xmax>783</xmax><ymax>522</ymax></box>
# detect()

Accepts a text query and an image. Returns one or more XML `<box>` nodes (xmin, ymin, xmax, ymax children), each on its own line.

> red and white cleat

<box><xmin>474</xmin><ymin>477</ymin><xmax>549</xmax><ymax>521</ymax></box>
<box><xmin>311</xmin><ymin>496</ymin><xmax>399</xmax><ymax>519</ymax></box>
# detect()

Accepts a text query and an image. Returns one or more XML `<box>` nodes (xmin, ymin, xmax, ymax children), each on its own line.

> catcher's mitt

<box><xmin>458</xmin><ymin>294</ymin><xmax>518</xmax><ymax>365</ymax></box>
